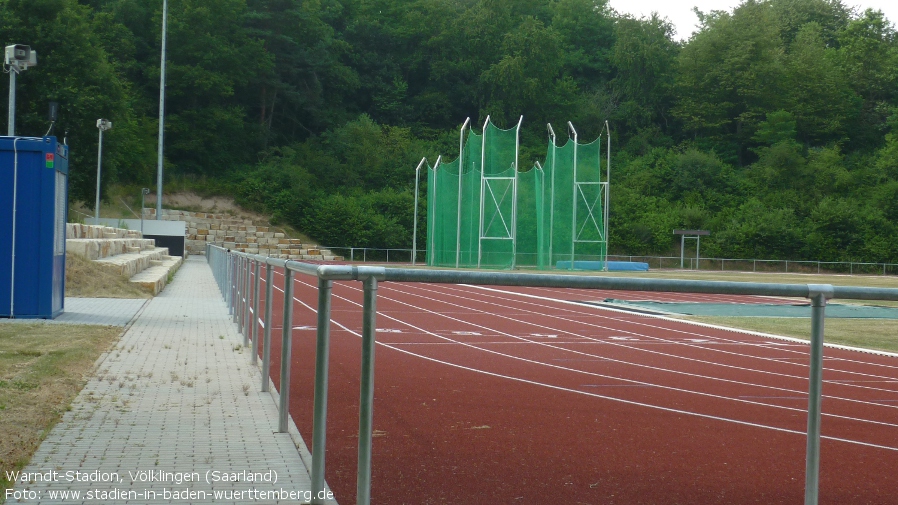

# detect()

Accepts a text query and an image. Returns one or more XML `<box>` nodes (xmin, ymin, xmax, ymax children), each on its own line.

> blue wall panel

<box><xmin>0</xmin><ymin>136</ymin><xmax>69</xmax><ymax>318</ymax></box>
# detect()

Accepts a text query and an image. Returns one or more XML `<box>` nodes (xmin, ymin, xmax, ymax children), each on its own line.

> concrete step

<box><xmin>129</xmin><ymin>255</ymin><xmax>183</xmax><ymax>295</ymax></box>
<box><xmin>93</xmin><ymin>247</ymin><xmax>171</xmax><ymax>277</ymax></box>
<box><xmin>66</xmin><ymin>238</ymin><xmax>157</xmax><ymax>260</ymax></box>
<box><xmin>67</xmin><ymin>224</ymin><xmax>144</xmax><ymax>240</ymax></box>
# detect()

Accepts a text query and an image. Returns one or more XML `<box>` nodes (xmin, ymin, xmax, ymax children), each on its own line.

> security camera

<box><xmin>96</xmin><ymin>119</ymin><xmax>113</xmax><ymax>130</ymax></box>
<box><xmin>4</xmin><ymin>44</ymin><xmax>37</xmax><ymax>70</ymax></box>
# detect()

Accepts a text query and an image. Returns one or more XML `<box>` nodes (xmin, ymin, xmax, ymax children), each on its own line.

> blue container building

<box><xmin>0</xmin><ymin>136</ymin><xmax>69</xmax><ymax>319</ymax></box>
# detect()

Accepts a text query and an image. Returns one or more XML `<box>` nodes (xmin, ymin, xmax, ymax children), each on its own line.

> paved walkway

<box><xmin>12</xmin><ymin>256</ymin><xmax>328</xmax><ymax>504</ymax></box>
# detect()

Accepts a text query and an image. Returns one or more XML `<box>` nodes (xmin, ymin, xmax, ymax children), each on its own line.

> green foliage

<box><xmin>4</xmin><ymin>0</ymin><xmax>898</xmax><ymax>263</ymax></box>
<box><xmin>301</xmin><ymin>189</ymin><xmax>414</xmax><ymax>249</ymax></box>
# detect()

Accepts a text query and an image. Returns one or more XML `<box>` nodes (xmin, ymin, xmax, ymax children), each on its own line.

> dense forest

<box><xmin>3</xmin><ymin>0</ymin><xmax>898</xmax><ymax>263</ymax></box>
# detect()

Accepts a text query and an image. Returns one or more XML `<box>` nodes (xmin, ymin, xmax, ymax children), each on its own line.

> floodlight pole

<box><xmin>412</xmin><ymin>157</ymin><xmax>426</xmax><ymax>265</ymax></box>
<box><xmin>7</xmin><ymin>71</ymin><xmax>15</xmax><ymax>136</ymax></box>
<box><xmin>568</xmin><ymin>122</ymin><xmax>578</xmax><ymax>271</ymax></box>
<box><xmin>456</xmin><ymin>118</ymin><xmax>470</xmax><ymax>268</ymax></box>
<box><xmin>95</xmin><ymin>120</ymin><xmax>112</xmax><ymax>223</ymax></box>
<box><xmin>155</xmin><ymin>0</ymin><xmax>168</xmax><ymax>220</ymax></box>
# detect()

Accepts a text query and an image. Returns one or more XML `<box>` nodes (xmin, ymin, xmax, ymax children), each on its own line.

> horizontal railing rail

<box><xmin>206</xmin><ymin>244</ymin><xmax>898</xmax><ymax>505</ymax></box>
<box><xmin>317</xmin><ymin>245</ymin><xmax>898</xmax><ymax>275</ymax></box>
<box><xmin>606</xmin><ymin>255</ymin><xmax>898</xmax><ymax>275</ymax></box>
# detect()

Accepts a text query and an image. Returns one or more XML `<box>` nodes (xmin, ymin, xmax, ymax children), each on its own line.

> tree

<box><xmin>1</xmin><ymin>0</ymin><xmax>148</xmax><ymax>203</ymax></box>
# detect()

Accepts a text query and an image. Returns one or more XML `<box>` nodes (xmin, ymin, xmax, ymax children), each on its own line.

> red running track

<box><xmin>244</xmin><ymin>268</ymin><xmax>898</xmax><ymax>505</ymax></box>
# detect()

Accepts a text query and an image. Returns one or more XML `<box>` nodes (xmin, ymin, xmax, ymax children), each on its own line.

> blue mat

<box><xmin>599</xmin><ymin>300</ymin><xmax>898</xmax><ymax>319</ymax></box>
<box><xmin>555</xmin><ymin>261</ymin><xmax>650</xmax><ymax>271</ymax></box>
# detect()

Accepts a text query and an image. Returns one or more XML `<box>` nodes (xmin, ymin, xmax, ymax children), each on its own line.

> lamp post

<box><xmin>141</xmin><ymin>188</ymin><xmax>150</xmax><ymax>236</ymax></box>
<box><xmin>95</xmin><ymin>119</ymin><xmax>113</xmax><ymax>222</ymax></box>
<box><xmin>156</xmin><ymin>0</ymin><xmax>168</xmax><ymax>220</ymax></box>
<box><xmin>5</xmin><ymin>44</ymin><xmax>38</xmax><ymax>136</ymax></box>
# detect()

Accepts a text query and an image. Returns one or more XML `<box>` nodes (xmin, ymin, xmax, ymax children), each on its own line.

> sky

<box><xmin>609</xmin><ymin>0</ymin><xmax>898</xmax><ymax>40</ymax></box>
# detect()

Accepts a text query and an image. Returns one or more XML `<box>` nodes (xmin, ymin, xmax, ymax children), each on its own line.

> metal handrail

<box><xmin>312</xmin><ymin>246</ymin><xmax>898</xmax><ymax>275</ymax></box>
<box><xmin>206</xmin><ymin>244</ymin><xmax>898</xmax><ymax>505</ymax></box>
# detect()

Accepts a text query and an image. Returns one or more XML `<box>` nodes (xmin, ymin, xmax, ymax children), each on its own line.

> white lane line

<box><xmin>271</xmin><ymin>273</ymin><xmax>898</xmax><ymax>429</ymax></box>
<box><xmin>325</xmin><ymin>281</ymin><xmax>898</xmax><ymax>429</ymax></box>
<box><xmin>417</xmin><ymin>283</ymin><xmax>898</xmax><ymax>392</ymax></box>
<box><xmin>465</xmin><ymin>284</ymin><xmax>898</xmax><ymax>366</ymax></box>
<box><xmin>380</xmin><ymin>282</ymin><xmax>898</xmax><ymax>408</ymax></box>
<box><xmin>290</xmin><ymin>279</ymin><xmax>898</xmax><ymax>453</ymax></box>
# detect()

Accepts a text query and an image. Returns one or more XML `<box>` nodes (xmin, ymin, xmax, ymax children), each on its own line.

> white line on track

<box><xmin>425</xmin><ymin>283</ymin><xmax>898</xmax><ymax>389</ymax></box>
<box><xmin>299</xmin><ymin>280</ymin><xmax>898</xmax><ymax>434</ymax></box>
<box><xmin>385</xmin><ymin>282</ymin><xmax>898</xmax><ymax>400</ymax></box>
<box><xmin>279</xmin><ymin>276</ymin><xmax>898</xmax><ymax>453</ymax></box>
<box><xmin>469</xmin><ymin>284</ymin><xmax>898</xmax><ymax>366</ymax></box>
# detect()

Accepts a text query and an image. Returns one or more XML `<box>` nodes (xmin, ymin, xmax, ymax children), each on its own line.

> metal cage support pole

<box><xmin>261</xmin><ymin>263</ymin><xmax>274</xmax><ymax>392</ymax></box>
<box><xmin>456</xmin><ymin>118</ymin><xmax>470</xmax><ymax>268</ymax></box>
<box><xmin>805</xmin><ymin>285</ymin><xmax>832</xmax><ymax>505</ymax></box>
<box><xmin>511</xmin><ymin>116</ymin><xmax>522</xmax><ymax>270</ymax></box>
<box><xmin>477</xmin><ymin>116</ymin><xmax>490</xmax><ymax>268</ymax></box>
<box><xmin>547</xmin><ymin>124</ymin><xmax>557</xmax><ymax>267</ymax></box>
<box><xmin>429</xmin><ymin>156</ymin><xmax>441</xmax><ymax>267</ymax></box>
<box><xmin>412</xmin><ymin>157</ymin><xmax>425</xmax><ymax>266</ymax></box>
<box><xmin>604</xmin><ymin>121</ymin><xmax>611</xmax><ymax>271</ymax></box>
<box><xmin>310</xmin><ymin>277</ymin><xmax>333</xmax><ymax>505</ymax></box>
<box><xmin>250</xmin><ymin>259</ymin><xmax>261</xmax><ymax>364</ymax></box>
<box><xmin>278</xmin><ymin>268</ymin><xmax>295</xmax><ymax>433</ymax></box>
<box><xmin>568</xmin><ymin>122</ymin><xmax>578</xmax><ymax>271</ymax></box>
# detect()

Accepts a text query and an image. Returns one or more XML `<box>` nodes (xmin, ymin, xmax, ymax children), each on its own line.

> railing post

<box><xmin>278</xmin><ymin>268</ymin><xmax>295</xmax><ymax>433</ymax></box>
<box><xmin>311</xmin><ymin>277</ymin><xmax>333</xmax><ymax>505</ymax></box>
<box><xmin>250</xmin><ymin>258</ymin><xmax>261</xmax><ymax>364</ymax></box>
<box><xmin>356</xmin><ymin>276</ymin><xmax>378</xmax><ymax>505</ymax></box>
<box><xmin>805</xmin><ymin>284</ymin><xmax>833</xmax><ymax>505</ymax></box>
<box><xmin>229</xmin><ymin>253</ymin><xmax>235</xmax><ymax>316</ymax></box>
<box><xmin>243</xmin><ymin>257</ymin><xmax>251</xmax><ymax>346</ymax></box>
<box><xmin>233</xmin><ymin>256</ymin><xmax>241</xmax><ymax>324</ymax></box>
<box><xmin>262</xmin><ymin>263</ymin><xmax>274</xmax><ymax>392</ymax></box>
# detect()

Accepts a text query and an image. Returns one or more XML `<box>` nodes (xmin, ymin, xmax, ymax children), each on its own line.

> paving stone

<box><xmin>13</xmin><ymin>257</ymin><xmax>335</xmax><ymax>505</ymax></box>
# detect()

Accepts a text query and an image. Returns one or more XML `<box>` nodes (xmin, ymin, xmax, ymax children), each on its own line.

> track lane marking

<box><xmin>319</xmin><ymin>281</ymin><xmax>898</xmax><ymax>431</ymax></box>
<box><xmin>465</xmin><ymin>284</ymin><xmax>898</xmax><ymax>367</ymax></box>
<box><xmin>381</xmin><ymin>282</ymin><xmax>898</xmax><ymax>404</ymax></box>
<box><xmin>288</xmin><ymin>278</ymin><xmax>898</xmax><ymax>453</ymax></box>
<box><xmin>411</xmin><ymin>282</ymin><xmax>898</xmax><ymax>392</ymax></box>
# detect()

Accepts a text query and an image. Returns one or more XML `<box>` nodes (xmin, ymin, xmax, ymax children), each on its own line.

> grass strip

<box><xmin>0</xmin><ymin>323</ymin><xmax>122</xmax><ymax>502</ymax></box>
<box><xmin>686</xmin><ymin>316</ymin><xmax>898</xmax><ymax>354</ymax></box>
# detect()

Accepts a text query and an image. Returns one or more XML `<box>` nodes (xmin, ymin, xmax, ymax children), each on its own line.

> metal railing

<box><xmin>317</xmin><ymin>247</ymin><xmax>898</xmax><ymax>276</ymax></box>
<box><xmin>322</xmin><ymin>246</ymin><xmax>415</xmax><ymax>263</ymax></box>
<box><xmin>608</xmin><ymin>255</ymin><xmax>898</xmax><ymax>275</ymax></box>
<box><xmin>206</xmin><ymin>244</ymin><xmax>898</xmax><ymax>505</ymax></box>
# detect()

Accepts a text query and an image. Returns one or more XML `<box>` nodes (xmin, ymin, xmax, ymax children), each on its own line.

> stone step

<box><xmin>66</xmin><ymin>238</ymin><xmax>157</xmax><ymax>260</ymax></box>
<box><xmin>93</xmin><ymin>247</ymin><xmax>171</xmax><ymax>278</ymax></box>
<box><xmin>129</xmin><ymin>256</ymin><xmax>184</xmax><ymax>295</ymax></box>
